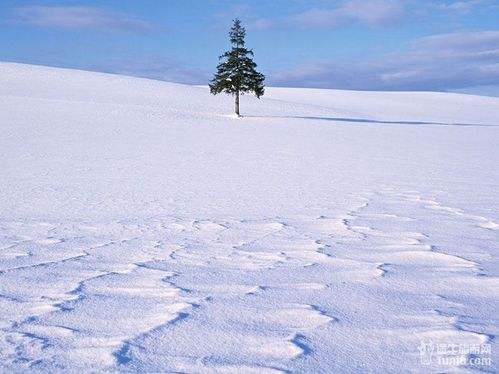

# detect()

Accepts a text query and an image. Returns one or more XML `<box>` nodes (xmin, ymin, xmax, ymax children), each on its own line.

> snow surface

<box><xmin>0</xmin><ymin>62</ymin><xmax>498</xmax><ymax>373</ymax></box>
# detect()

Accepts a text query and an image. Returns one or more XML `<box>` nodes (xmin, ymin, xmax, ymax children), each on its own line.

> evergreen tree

<box><xmin>210</xmin><ymin>19</ymin><xmax>265</xmax><ymax>116</ymax></box>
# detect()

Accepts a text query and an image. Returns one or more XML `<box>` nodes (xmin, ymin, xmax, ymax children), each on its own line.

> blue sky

<box><xmin>1</xmin><ymin>0</ymin><xmax>498</xmax><ymax>94</ymax></box>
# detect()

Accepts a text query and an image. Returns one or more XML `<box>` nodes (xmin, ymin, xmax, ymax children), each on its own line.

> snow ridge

<box><xmin>1</xmin><ymin>188</ymin><xmax>497</xmax><ymax>371</ymax></box>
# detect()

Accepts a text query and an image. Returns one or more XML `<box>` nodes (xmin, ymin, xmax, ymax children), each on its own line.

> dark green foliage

<box><xmin>210</xmin><ymin>19</ymin><xmax>265</xmax><ymax>115</ymax></box>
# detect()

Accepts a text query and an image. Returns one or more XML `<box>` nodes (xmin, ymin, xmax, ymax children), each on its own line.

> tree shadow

<box><xmin>245</xmin><ymin>115</ymin><xmax>497</xmax><ymax>127</ymax></box>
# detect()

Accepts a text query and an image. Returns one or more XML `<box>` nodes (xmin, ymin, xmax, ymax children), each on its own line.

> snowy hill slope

<box><xmin>1</xmin><ymin>62</ymin><xmax>498</xmax><ymax>222</ymax></box>
<box><xmin>0</xmin><ymin>62</ymin><xmax>498</xmax><ymax>372</ymax></box>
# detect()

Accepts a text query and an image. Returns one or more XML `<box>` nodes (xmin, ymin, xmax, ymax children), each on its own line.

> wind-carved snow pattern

<box><xmin>0</xmin><ymin>189</ymin><xmax>497</xmax><ymax>372</ymax></box>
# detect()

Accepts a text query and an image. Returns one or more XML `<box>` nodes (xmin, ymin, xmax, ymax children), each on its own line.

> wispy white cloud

<box><xmin>431</xmin><ymin>0</ymin><xmax>493</xmax><ymax>14</ymax></box>
<box><xmin>252</xmin><ymin>0</ymin><xmax>405</xmax><ymax>30</ymax></box>
<box><xmin>12</xmin><ymin>5</ymin><xmax>154</xmax><ymax>32</ymax></box>
<box><xmin>270</xmin><ymin>31</ymin><xmax>499</xmax><ymax>90</ymax></box>
<box><xmin>291</xmin><ymin>0</ymin><xmax>404</xmax><ymax>28</ymax></box>
<box><xmin>410</xmin><ymin>30</ymin><xmax>499</xmax><ymax>51</ymax></box>
<box><xmin>248</xmin><ymin>0</ymin><xmax>498</xmax><ymax>30</ymax></box>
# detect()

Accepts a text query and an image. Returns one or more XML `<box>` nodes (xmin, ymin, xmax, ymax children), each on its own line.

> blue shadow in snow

<box><xmin>245</xmin><ymin>115</ymin><xmax>497</xmax><ymax>127</ymax></box>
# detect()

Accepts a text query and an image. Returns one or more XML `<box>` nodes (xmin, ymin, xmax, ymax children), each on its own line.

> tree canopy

<box><xmin>210</xmin><ymin>19</ymin><xmax>265</xmax><ymax>115</ymax></box>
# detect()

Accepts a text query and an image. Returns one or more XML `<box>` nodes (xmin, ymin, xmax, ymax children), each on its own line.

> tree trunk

<box><xmin>235</xmin><ymin>90</ymin><xmax>240</xmax><ymax>116</ymax></box>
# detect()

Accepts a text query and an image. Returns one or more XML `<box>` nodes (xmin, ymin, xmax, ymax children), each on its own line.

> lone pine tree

<box><xmin>210</xmin><ymin>19</ymin><xmax>265</xmax><ymax>116</ymax></box>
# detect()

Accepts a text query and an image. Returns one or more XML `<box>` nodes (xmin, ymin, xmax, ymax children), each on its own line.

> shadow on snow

<box><xmin>244</xmin><ymin>115</ymin><xmax>497</xmax><ymax>127</ymax></box>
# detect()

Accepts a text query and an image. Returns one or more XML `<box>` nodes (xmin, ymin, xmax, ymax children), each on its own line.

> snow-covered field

<box><xmin>0</xmin><ymin>62</ymin><xmax>498</xmax><ymax>373</ymax></box>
